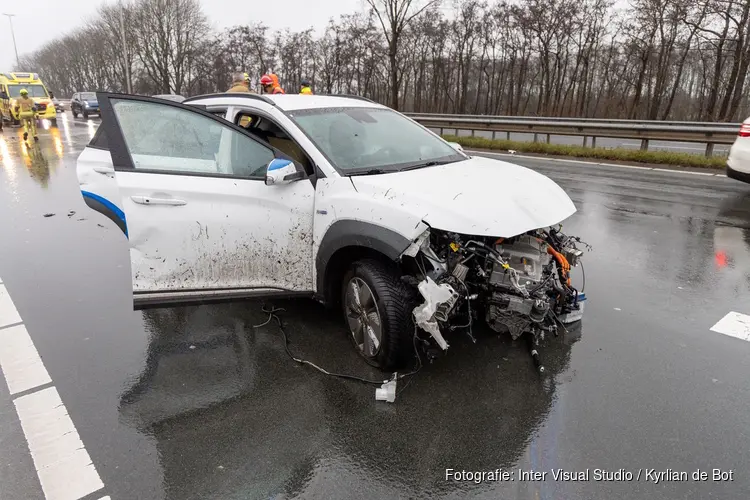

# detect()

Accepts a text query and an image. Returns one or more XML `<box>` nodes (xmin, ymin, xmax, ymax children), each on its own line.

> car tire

<box><xmin>341</xmin><ymin>259</ymin><xmax>418</xmax><ymax>371</ymax></box>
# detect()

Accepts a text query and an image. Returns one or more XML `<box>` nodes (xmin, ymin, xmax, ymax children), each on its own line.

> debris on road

<box><xmin>375</xmin><ymin>376</ymin><xmax>398</xmax><ymax>403</ymax></box>
<box><xmin>43</xmin><ymin>213</ymin><xmax>55</xmax><ymax>218</ymax></box>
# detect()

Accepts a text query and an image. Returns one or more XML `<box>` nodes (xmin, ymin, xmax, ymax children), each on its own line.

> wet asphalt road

<box><xmin>1</xmin><ymin>114</ymin><xmax>750</xmax><ymax>500</ymax></box>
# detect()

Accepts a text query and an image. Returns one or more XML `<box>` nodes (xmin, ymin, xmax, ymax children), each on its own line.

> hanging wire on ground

<box><xmin>397</xmin><ymin>326</ymin><xmax>424</xmax><ymax>396</ymax></box>
<box><xmin>255</xmin><ymin>305</ymin><xmax>423</xmax><ymax>389</ymax></box>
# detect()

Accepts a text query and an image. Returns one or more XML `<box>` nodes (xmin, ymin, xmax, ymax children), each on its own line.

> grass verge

<box><xmin>442</xmin><ymin>134</ymin><xmax>728</xmax><ymax>169</ymax></box>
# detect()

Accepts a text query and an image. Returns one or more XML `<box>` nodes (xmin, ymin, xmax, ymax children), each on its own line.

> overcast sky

<box><xmin>0</xmin><ymin>0</ymin><xmax>369</xmax><ymax>71</ymax></box>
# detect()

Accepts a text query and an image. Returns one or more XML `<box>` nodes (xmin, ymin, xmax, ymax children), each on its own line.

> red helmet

<box><xmin>260</xmin><ymin>75</ymin><xmax>273</xmax><ymax>86</ymax></box>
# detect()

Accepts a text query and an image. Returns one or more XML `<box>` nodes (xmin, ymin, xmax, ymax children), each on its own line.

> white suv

<box><xmin>77</xmin><ymin>92</ymin><xmax>587</xmax><ymax>370</ymax></box>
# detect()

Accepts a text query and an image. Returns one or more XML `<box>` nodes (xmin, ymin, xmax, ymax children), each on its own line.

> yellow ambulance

<box><xmin>0</xmin><ymin>72</ymin><xmax>57</xmax><ymax>125</ymax></box>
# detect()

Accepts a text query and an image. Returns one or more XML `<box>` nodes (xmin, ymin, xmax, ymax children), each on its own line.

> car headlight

<box><xmin>84</xmin><ymin>102</ymin><xmax>90</xmax><ymax>107</ymax></box>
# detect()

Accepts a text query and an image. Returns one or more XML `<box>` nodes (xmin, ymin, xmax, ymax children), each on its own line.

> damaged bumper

<box><xmin>403</xmin><ymin>225</ymin><xmax>590</xmax><ymax>370</ymax></box>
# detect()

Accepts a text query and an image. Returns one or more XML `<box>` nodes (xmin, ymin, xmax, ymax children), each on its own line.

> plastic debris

<box><xmin>43</xmin><ymin>213</ymin><xmax>55</xmax><ymax>217</ymax></box>
<box><xmin>375</xmin><ymin>376</ymin><xmax>397</xmax><ymax>403</ymax></box>
<box><xmin>413</xmin><ymin>277</ymin><xmax>455</xmax><ymax>350</ymax></box>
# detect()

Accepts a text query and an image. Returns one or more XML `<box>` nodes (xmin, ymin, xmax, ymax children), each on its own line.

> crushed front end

<box><xmin>403</xmin><ymin>225</ymin><xmax>590</xmax><ymax>372</ymax></box>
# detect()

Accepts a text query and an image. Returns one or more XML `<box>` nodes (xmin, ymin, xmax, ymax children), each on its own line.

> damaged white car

<box><xmin>77</xmin><ymin>92</ymin><xmax>588</xmax><ymax>372</ymax></box>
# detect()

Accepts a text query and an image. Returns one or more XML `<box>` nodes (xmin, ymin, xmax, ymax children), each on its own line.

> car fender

<box><xmin>313</xmin><ymin>177</ymin><xmax>428</xmax><ymax>296</ymax></box>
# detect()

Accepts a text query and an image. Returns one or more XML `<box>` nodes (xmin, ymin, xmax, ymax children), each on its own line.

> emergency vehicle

<box><xmin>0</xmin><ymin>72</ymin><xmax>57</xmax><ymax>125</ymax></box>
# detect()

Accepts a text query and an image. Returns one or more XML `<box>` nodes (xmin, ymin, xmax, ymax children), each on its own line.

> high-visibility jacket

<box><xmin>271</xmin><ymin>86</ymin><xmax>285</xmax><ymax>94</ymax></box>
<box><xmin>300</xmin><ymin>86</ymin><xmax>313</xmax><ymax>95</ymax></box>
<box><xmin>16</xmin><ymin>96</ymin><xmax>36</xmax><ymax>117</ymax></box>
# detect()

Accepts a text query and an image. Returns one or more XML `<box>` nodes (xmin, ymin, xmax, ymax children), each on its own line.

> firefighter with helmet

<box><xmin>14</xmin><ymin>88</ymin><xmax>38</xmax><ymax>142</ymax></box>
<box><xmin>260</xmin><ymin>73</ymin><xmax>285</xmax><ymax>94</ymax></box>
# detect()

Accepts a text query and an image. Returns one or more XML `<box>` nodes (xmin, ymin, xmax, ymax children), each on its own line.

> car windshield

<box><xmin>289</xmin><ymin>107</ymin><xmax>466</xmax><ymax>174</ymax></box>
<box><xmin>8</xmin><ymin>84</ymin><xmax>48</xmax><ymax>98</ymax></box>
<box><xmin>81</xmin><ymin>93</ymin><xmax>97</xmax><ymax>100</ymax></box>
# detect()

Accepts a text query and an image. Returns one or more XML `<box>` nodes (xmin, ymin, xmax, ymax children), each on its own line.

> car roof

<box><xmin>184</xmin><ymin>93</ymin><xmax>385</xmax><ymax>112</ymax></box>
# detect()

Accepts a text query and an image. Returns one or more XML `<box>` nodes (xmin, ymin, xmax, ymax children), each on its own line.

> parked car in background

<box><xmin>71</xmin><ymin>92</ymin><xmax>100</xmax><ymax>118</ymax></box>
<box><xmin>153</xmin><ymin>94</ymin><xmax>186</xmax><ymax>103</ymax></box>
<box><xmin>49</xmin><ymin>92</ymin><xmax>64</xmax><ymax>112</ymax></box>
<box><xmin>727</xmin><ymin>117</ymin><xmax>750</xmax><ymax>184</ymax></box>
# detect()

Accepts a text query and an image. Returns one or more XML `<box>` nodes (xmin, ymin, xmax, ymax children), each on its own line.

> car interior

<box><xmin>234</xmin><ymin>112</ymin><xmax>314</xmax><ymax>175</ymax></box>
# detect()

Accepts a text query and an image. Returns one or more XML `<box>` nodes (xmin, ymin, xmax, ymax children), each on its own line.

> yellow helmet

<box><xmin>243</xmin><ymin>72</ymin><xmax>250</xmax><ymax>83</ymax></box>
<box><xmin>19</xmin><ymin>88</ymin><xmax>28</xmax><ymax>96</ymax></box>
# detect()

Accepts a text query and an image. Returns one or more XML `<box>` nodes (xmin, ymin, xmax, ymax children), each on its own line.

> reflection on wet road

<box><xmin>1</xmin><ymin>116</ymin><xmax>750</xmax><ymax>500</ymax></box>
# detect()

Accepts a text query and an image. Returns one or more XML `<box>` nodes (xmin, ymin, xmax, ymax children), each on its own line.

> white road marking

<box><xmin>468</xmin><ymin>150</ymin><xmax>727</xmax><ymax>176</ymax></box>
<box><xmin>710</xmin><ymin>311</ymin><xmax>750</xmax><ymax>342</ymax></box>
<box><xmin>0</xmin><ymin>283</ymin><xmax>22</xmax><ymax>328</ymax></box>
<box><xmin>0</xmin><ymin>324</ymin><xmax>52</xmax><ymax>395</ymax></box>
<box><xmin>15</xmin><ymin>388</ymin><xmax>105</xmax><ymax>500</ymax></box>
<box><xmin>619</xmin><ymin>142</ymin><xmax>720</xmax><ymax>152</ymax></box>
<box><xmin>0</xmin><ymin>277</ymin><xmax>106</xmax><ymax>500</ymax></box>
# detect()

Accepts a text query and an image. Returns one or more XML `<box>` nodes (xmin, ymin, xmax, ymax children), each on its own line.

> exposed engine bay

<box><xmin>403</xmin><ymin>225</ymin><xmax>590</xmax><ymax>372</ymax></box>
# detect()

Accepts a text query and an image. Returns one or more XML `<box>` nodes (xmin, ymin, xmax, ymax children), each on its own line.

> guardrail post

<box><xmin>533</xmin><ymin>133</ymin><xmax>538</xmax><ymax>143</ymax></box>
<box><xmin>705</xmin><ymin>142</ymin><xmax>714</xmax><ymax>157</ymax></box>
<box><xmin>506</xmin><ymin>132</ymin><xmax>510</xmax><ymax>140</ymax></box>
<box><xmin>492</xmin><ymin>131</ymin><xmax>496</xmax><ymax>140</ymax></box>
<box><xmin>546</xmin><ymin>134</ymin><xmax>550</xmax><ymax>144</ymax></box>
<box><xmin>592</xmin><ymin>137</ymin><xmax>596</xmax><ymax>148</ymax></box>
<box><xmin>640</xmin><ymin>139</ymin><xmax>649</xmax><ymax>151</ymax></box>
<box><xmin>583</xmin><ymin>136</ymin><xmax>588</xmax><ymax>147</ymax></box>
<box><xmin>471</xmin><ymin>129</ymin><xmax>475</xmax><ymax>137</ymax></box>
<box><xmin>439</xmin><ymin>127</ymin><xmax>443</xmax><ymax>136</ymax></box>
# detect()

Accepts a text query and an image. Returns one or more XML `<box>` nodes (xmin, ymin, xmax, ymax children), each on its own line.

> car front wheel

<box><xmin>341</xmin><ymin>259</ymin><xmax>417</xmax><ymax>371</ymax></box>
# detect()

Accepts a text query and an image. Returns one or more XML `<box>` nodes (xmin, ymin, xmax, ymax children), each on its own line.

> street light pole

<box><xmin>2</xmin><ymin>13</ymin><xmax>20</xmax><ymax>68</ymax></box>
<box><xmin>118</xmin><ymin>1</ymin><xmax>132</xmax><ymax>93</ymax></box>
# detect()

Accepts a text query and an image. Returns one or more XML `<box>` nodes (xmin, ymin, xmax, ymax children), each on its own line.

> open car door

<box><xmin>97</xmin><ymin>93</ymin><xmax>316</xmax><ymax>308</ymax></box>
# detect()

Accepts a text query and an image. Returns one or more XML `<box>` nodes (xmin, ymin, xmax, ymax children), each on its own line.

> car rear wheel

<box><xmin>341</xmin><ymin>259</ymin><xmax>418</xmax><ymax>371</ymax></box>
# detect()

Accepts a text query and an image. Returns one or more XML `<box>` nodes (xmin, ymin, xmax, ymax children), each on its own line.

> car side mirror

<box><xmin>265</xmin><ymin>158</ymin><xmax>305</xmax><ymax>186</ymax></box>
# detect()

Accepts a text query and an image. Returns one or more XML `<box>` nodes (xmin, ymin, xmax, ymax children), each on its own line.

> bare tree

<box><xmin>365</xmin><ymin>0</ymin><xmax>441</xmax><ymax>109</ymax></box>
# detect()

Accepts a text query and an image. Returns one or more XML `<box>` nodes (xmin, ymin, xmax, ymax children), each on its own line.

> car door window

<box><xmin>110</xmin><ymin>98</ymin><xmax>274</xmax><ymax>178</ymax></box>
<box><xmin>235</xmin><ymin>111</ymin><xmax>313</xmax><ymax>175</ymax></box>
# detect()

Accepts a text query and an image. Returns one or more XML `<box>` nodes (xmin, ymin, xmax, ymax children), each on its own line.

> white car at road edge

<box><xmin>727</xmin><ymin>117</ymin><xmax>750</xmax><ymax>183</ymax></box>
<box><xmin>76</xmin><ymin>92</ymin><xmax>588</xmax><ymax>371</ymax></box>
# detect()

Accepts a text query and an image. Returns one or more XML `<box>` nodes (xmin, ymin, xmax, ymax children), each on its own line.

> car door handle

<box><xmin>130</xmin><ymin>195</ymin><xmax>187</xmax><ymax>206</ymax></box>
<box><xmin>93</xmin><ymin>166</ymin><xmax>115</xmax><ymax>175</ymax></box>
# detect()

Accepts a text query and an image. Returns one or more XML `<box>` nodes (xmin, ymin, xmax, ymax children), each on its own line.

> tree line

<box><xmin>18</xmin><ymin>0</ymin><xmax>750</xmax><ymax>121</ymax></box>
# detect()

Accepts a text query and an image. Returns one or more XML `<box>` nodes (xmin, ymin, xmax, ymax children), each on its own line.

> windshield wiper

<box><xmin>398</xmin><ymin>160</ymin><xmax>443</xmax><ymax>172</ymax></box>
<box><xmin>347</xmin><ymin>168</ymin><xmax>390</xmax><ymax>176</ymax></box>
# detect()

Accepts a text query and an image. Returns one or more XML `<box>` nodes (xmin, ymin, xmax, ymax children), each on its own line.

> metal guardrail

<box><xmin>406</xmin><ymin>113</ymin><xmax>740</xmax><ymax>157</ymax></box>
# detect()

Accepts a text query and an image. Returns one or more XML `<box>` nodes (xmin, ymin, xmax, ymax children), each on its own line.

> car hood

<box><xmin>349</xmin><ymin>156</ymin><xmax>576</xmax><ymax>237</ymax></box>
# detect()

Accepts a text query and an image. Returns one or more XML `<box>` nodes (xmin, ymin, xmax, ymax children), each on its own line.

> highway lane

<box><xmin>1</xmin><ymin>114</ymin><xmax>750</xmax><ymax>500</ymax></box>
